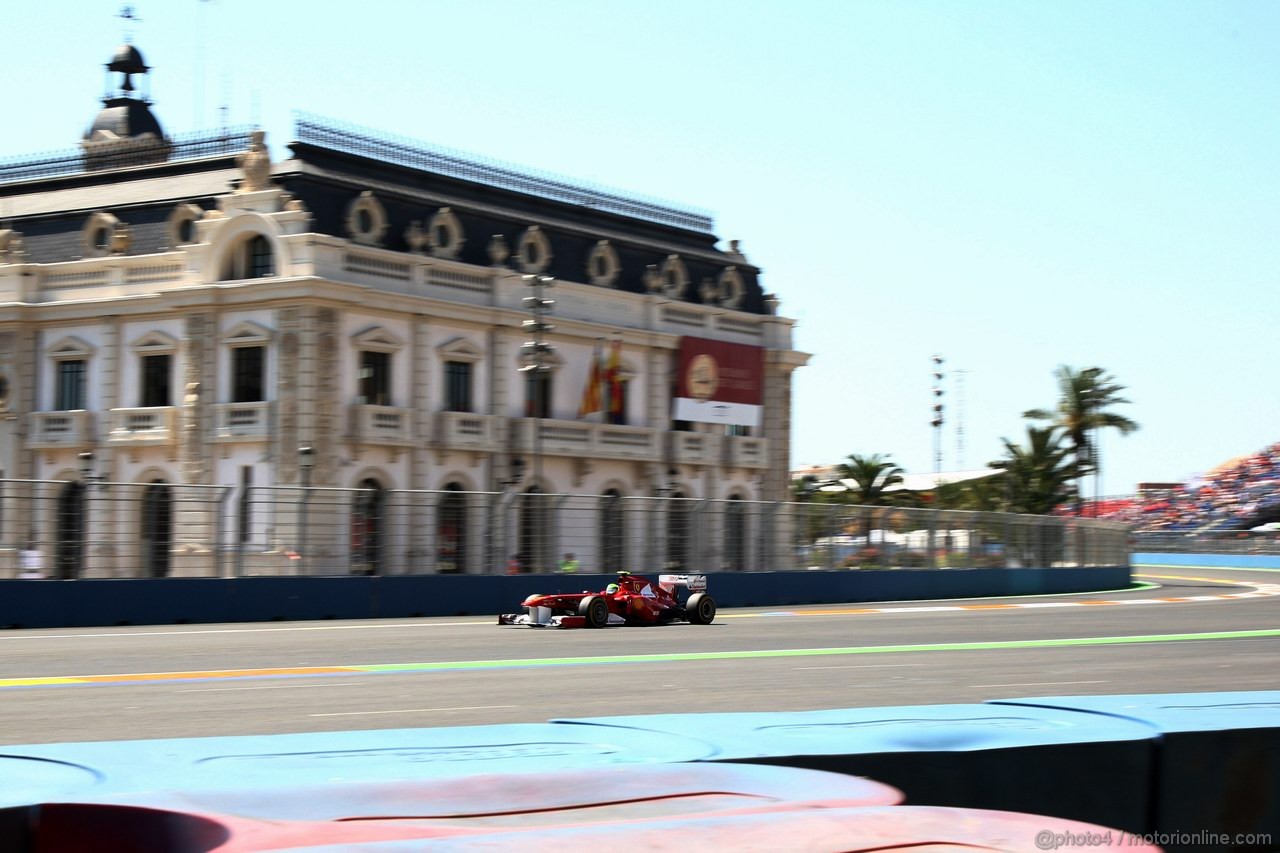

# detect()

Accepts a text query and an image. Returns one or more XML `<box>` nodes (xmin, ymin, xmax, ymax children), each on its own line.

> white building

<box><xmin>0</xmin><ymin>45</ymin><xmax>808</xmax><ymax>577</ymax></box>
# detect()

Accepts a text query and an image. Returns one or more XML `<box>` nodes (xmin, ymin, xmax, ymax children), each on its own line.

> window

<box><xmin>248</xmin><ymin>235</ymin><xmax>274</xmax><ymax>278</ymax></box>
<box><xmin>56</xmin><ymin>360</ymin><xmax>86</xmax><ymax>411</ymax></box>
<box><xmin>351</xmin><ymin>478</ymin><xmax>384</xmax><ymax>575</ymax></box>
<box><xmin>525</xmin><ymin>370</ymin><xmax>552</xmax><ymax>419</ymax></box>
<box><xmin>724</xmin><ymin>495</ymin><xmax>746</xmax><ymax>570</ymax></box>
<box><xmin>667</xmin><ymin>491</ymin><xmax>690</xmax><ymax>570</ymax></box>
<box><xmin>445</xmin><ymin>361</ymin><xmax>472</xmax><ymax>413</ymax></box>
<box><xmin>610</xmin><ymin>378</ymin><xmax>629</xmax><ymax>426</ymax></box>
<box><xmin>237</xmin><ymin>465</ymin><xmax>253</xmax><ymax>545</ymax></box>
<box><xmin>726</xmin><ymin>424</ymin><xmax>750</xmax><ymax>437</ymax></box>
<box><xmin>600</xmin><ymin>489</ymin><xmax>624</xmax><ymax>572</ymax></box>
<box><xmin>359</xmin><ymin>350</ymin><xmax>391</xmax><ymax>406</ymax></box>
<box><xmin>232</xmin><ymin>346</ymin><xmax>265</xmax><ymax>403</ymax></box>
<box><xmin>221</xmin><ymin>234</ymin><xmax>276</xmax><ymax>280</ymax></box>
<box><xmin>437</xmin><ymin>483</ymin><xmax>467</xmax><ymax>573</ymax></box>
<box><xmin>140</xmin><ymin>354</ymin><xmax>171</xmax><ymax>407</ymax></box>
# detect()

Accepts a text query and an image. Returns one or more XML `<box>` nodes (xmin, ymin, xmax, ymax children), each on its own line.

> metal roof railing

<box><xmin>0</xmin><ymin>127</ymin><xmax>254</xmax><ymax>184</ymax></box>
<box><xmin>293</xmin><ymin>112</ymin><xmax>715</xmax><ymax>233</ymax></box>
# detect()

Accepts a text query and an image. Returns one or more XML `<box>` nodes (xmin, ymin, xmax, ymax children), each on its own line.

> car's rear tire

<box><xmin>685</xmin><ymin>592</ymin><xmax>716</xmax><ymax>625</ymax></box>
<box><xmin>578</xmin><ymin>595</ymin><xmax>610</xmax><ymax>628</ymax></box>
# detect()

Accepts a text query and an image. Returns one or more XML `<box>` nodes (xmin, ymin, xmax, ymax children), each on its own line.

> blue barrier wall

<box><xmin>0</xmin><ymin>565</ymin><xmax>1130</xmax><ymax>629</ymax></box>
<box><xmin>1134</xmin><ymin>552</ymin><xmax>1280</xmax><ymax>570</ymax></box>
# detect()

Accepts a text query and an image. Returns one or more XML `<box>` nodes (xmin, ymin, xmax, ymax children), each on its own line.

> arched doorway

<box><xmin>519</xmin><ymin>486</ymin><xmax>550</xmax><ymax>572</ymax></box>
<box><xmin>55</xmin><ymin>481</ymin><xmax>86</xmax><ymax>579</ymax></box>
<box><xmin>141</xmin><ymin>480</ymin><xmax>173</xmax><ymax>577</ymax></box>
<box><xmin>666</xmin><ymin>490</ymin><xmax>690</xmax><ymax>571</ymax></box>
<box><xmin>599</xmin><ymin>489</ymin><xmax>624</xmax><ymax>572</ymax></box>
<box><xmin>351</xmin><ymin>478</ymin><xmax>385</xmax><ymax>575</ymax></box>
<box><xmin>437</xmin><ymin>483</ymin><xmax>467</xmax><ymax>573</ymax></box>
<box><xmin>724</xmin><ymin>494</ymin><xmax>746</xmax><ymax>570</ymax></box>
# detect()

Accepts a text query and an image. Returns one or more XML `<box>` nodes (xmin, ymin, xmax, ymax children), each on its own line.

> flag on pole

<box><xmin>578</xmin><ymin>339</ymin><xmax>604</xmax><ymax>417</ymax></box>
<box><xmin>606</xmin><ymin>338</ymin><xmax>624</xmax><ymax>424</ymax></box>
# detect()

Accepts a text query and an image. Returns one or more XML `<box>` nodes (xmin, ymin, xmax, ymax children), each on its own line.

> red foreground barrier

<box><xmin>2</xmin><ymin>763</ymin><xmax>905</xmax><ymax>852</ymax></box>
<box><xmin>6</xmin><ymin>802</ymin><xmax>1165</xmax><ymax>853</ymax></box>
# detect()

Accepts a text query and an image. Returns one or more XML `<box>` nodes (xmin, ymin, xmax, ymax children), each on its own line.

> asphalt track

<box><xmin>0</xmin><ymin>565</ymin><xmax>1276</xmax><ymax>745</ymax></box>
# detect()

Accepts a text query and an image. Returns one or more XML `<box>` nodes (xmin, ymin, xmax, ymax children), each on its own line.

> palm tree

<box><xmin>1024</xmin><ymin>366</ymin><xmax>1139</xmax><ymax>515</ymax></box>
<box><xmin>990</xmin><ymin>425</ymin><xmax>1081</xmax><ymax>515</ymax></box>
<box><xmin>837</xmin><ymin>453</ymin><xmax>905</xmax><ymax>506</ymax></box>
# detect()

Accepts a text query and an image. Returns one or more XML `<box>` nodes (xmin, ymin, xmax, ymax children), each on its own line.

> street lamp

<box><xmin>519</xmin><ymin>274</ymin><xmax>555</xmax><ymax>571</ymax></box>
<box><xmin>76</xmin><ymin>450</ymin><xmax>102</xmax><ymax>579</ymax></box>
<box><xmin>297</xmin><ymin>446</ymin><xmax>314</xmax><ymax>575</ymax></box>
<box><xmin>930</xmin><ymin>355</ymin><xmax>945</xmax><ymax>566</ymax></box>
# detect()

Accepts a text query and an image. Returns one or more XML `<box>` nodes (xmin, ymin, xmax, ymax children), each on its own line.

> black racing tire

<box><xmin>578</xmin><ymin>595</ymin><xmax>610</xmax><ymax>628</ymax></box>
<box><xmin>685</xmin><ymin>592</ymin><xmax>716</xmax><ymax>625</ymax></box>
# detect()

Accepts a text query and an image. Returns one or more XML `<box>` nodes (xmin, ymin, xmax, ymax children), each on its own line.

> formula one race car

<box><xmin>498</xmin><ymin>571</ymin><xmax>716</xmax><ymax>628</ymax></box>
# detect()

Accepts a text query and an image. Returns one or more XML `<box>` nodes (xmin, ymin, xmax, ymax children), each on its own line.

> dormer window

<box><xmin>221</xmin><ymin>233</ymin><xmax>275</xmax><ymax>280</ymax></box>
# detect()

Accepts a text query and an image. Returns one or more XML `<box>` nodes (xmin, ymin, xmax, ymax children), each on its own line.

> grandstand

<box><xmin>1082</xmin><ymin>442</ymin><xmax>1280</xmax><ymax>533</ymax></box>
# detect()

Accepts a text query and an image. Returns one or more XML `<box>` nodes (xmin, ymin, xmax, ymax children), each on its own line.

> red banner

<box><xmin>676</xmin><ymin>337</ymin><xmax>764</xmax><ymax>404</ymax></box>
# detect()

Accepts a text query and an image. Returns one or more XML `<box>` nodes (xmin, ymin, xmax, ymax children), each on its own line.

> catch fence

<box><xmin>0</xmin><ymin>479</ymin><xmax>1130</xmax><ymax>578</ymax></box>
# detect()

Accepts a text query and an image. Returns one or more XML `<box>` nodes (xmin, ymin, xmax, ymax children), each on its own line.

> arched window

<box><xmin>519</xmin><ymin>486</ymin><xmax>551</xmax><ymax>572</ymax></box>
<box><xmin>141</xmin><ymin>480</ymin><xmax>173</xmax><ymax>578</ymax></box>
<box><xmin>600</xmin><ymin>489</ymin><xmax>624</xmax><ymax>572</ymax></box>
<box><xmin>666</xmin><ymin>490</ymin><xmax>690</xmax><ymax>571</ymax></box>
<box><xmin>248</xmin><ymin>235</ymin><xmax>274</xmax><ymax>278</ymax></box>
<box><xmin>724</xmin><ymin>494</ymin><xmax>746</xmax><ymax>571</ymax></box>
<box><xmin>437</xmin><ymin>483</ymin><xmax>467</xmax><ymax>574</ymax></box>
<box><xmin>221</xmin><ymin>233</ymin><xmax>276</xmax><ymax>281</ymax></box>
<box><xmin>351</xmin><ymin>478</ymin><xmax>385</xmax><ymax>575</ymax></box>
<box><xmin>56</xmin><ymin>481</ymin><xmax>87</xmax><ymax>579</ymax></box>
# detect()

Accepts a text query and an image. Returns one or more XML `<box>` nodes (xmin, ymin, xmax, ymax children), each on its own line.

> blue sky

<box><xmin>5</xmin><ymin>1</ymin><xmax>1278</xmax><ymax>493</ymax></box>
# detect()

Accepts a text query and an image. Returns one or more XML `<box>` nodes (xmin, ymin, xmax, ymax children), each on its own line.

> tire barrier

<box><xmin>551</xmin><ymin>703</ymin><xmax>1156</xmax><ymax>832</ymax></box>
<box><xmin>0</xmin><ymin>565</ymin><xmax>1130</xmax><ymax>629</ymax></box>
<box><xmin>991</xmin><ymin>691</ymin><xmax>1280</xmax><ymax>853</ymax></box>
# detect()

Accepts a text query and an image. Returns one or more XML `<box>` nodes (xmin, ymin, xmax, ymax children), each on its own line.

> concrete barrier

<box><xmin>992</xmin><ymin>691</ymin><xmax>1280</xmax><ymax>852</ymax></box>
<box><xmin>0</xmin><ymin>565</ymin><xmax>1130</xmax><ymax>629</ymax></box>
<box><xmin>551</xmin><ymin>704</ymin><xmax>1157</xmax><ymax>832</ymax></box>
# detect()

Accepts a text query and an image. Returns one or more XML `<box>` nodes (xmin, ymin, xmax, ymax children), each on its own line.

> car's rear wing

<box><xmin>658</xmin><ymin>574</ymin><xmax>707</xmax><ymax>593</ymax></box>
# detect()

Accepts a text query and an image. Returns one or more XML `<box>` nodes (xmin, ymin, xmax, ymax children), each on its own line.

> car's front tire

<box><xmin>685</xmin><ymin>592</ymin><xmax>716</xmax><ymax>624</ymax></box>
<box><xmin>578</xmin><ymin>595</ymin><xmax>610</xmax><ymax>628</ymax></box>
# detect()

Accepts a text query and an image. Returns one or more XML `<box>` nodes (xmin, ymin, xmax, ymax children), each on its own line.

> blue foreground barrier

<box><xmin>992</xmin><ymin>691</ymin><xmax>1280</xmax><ymax>852</ymax></box>
<box><xmin>552</xmin><ymin>704</ymin><xmax>1157</xmax><ymax>831</ymax></box>
<box><xmin>0</xmin><ymin>723</ymin><xmax>714</xmax><ymax>809</ymax></box>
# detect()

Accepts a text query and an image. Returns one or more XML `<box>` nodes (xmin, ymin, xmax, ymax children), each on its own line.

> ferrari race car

<box><xmin>498</xmin><ymin>571</ymin><xmax>716</xmax><ymax>628</ymax></box>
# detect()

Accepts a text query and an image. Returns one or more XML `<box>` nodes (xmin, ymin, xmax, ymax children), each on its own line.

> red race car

<box><xmin>498</xmin><ymin>571</ymin><xmax>716</xmax><ymax>628</ymax></box>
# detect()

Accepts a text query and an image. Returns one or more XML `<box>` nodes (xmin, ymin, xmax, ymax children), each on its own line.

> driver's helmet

<box><xmin>605</xmin><ymin>583</ymin><xmax>620</xmax><ymax>594</ymax></box>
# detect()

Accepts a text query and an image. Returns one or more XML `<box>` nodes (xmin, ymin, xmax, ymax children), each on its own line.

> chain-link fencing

<box><xmin>0</xmin><ymin>479</ymin><xmax>1131</xmax><ymax>578</ymax></box>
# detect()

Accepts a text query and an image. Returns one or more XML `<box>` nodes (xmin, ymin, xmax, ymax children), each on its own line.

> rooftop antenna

<box><xmin>195</xmin><ymin>0</ymin><xmax>215</xmax><ymax>129</ymax></box>
<box><xmin>219</xmin><ymin>72</ymin><xmax>230</xmax><ymax>133</ymax></box>
<box><xmin>118</xmin><ymin>5</ymin><xmax>142</xmax><ymax>43</ymax></box>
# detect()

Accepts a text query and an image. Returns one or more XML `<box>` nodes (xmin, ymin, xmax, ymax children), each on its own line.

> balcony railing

<box><xmin>27</xmin><ymin>410</ymin><xmax>95</xmax><ymax>448</ymax></box>
<box><xmin>725</xmin><ymin>435</ymin><xmax>769</xmax><ymax>469</ymax></box>
<box><xmin>435</xmin><ymin>411</ymin><xmax>497</xmax><ymax>451</ymax></box>
<box><xmin>106</xmin><ymin>407</ymin><xmax>177</xmax><ymax>445</ymax></box>
<box><xmin>510</xmin><ymin>419</ymin><xmax>592</xmax><ymax>456</ymax></box>
<box><xmin>668</xmin><ymin>431</ymin><xmax>723</xmax><ymax>466</ymax></box>
<box><xmin>349</xmin><ymin>404</ymin><xmax>414</xmax><ymax>445</ymax></box>
<box><xmin>214</xmin><ymin>402</ymin><xmax>272</xmax><ymax>441</ymax></box>
<box><xmin>594</xmin><ymin>424</ymin><xmax>661</xmax><ymax>461</ymax></box>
